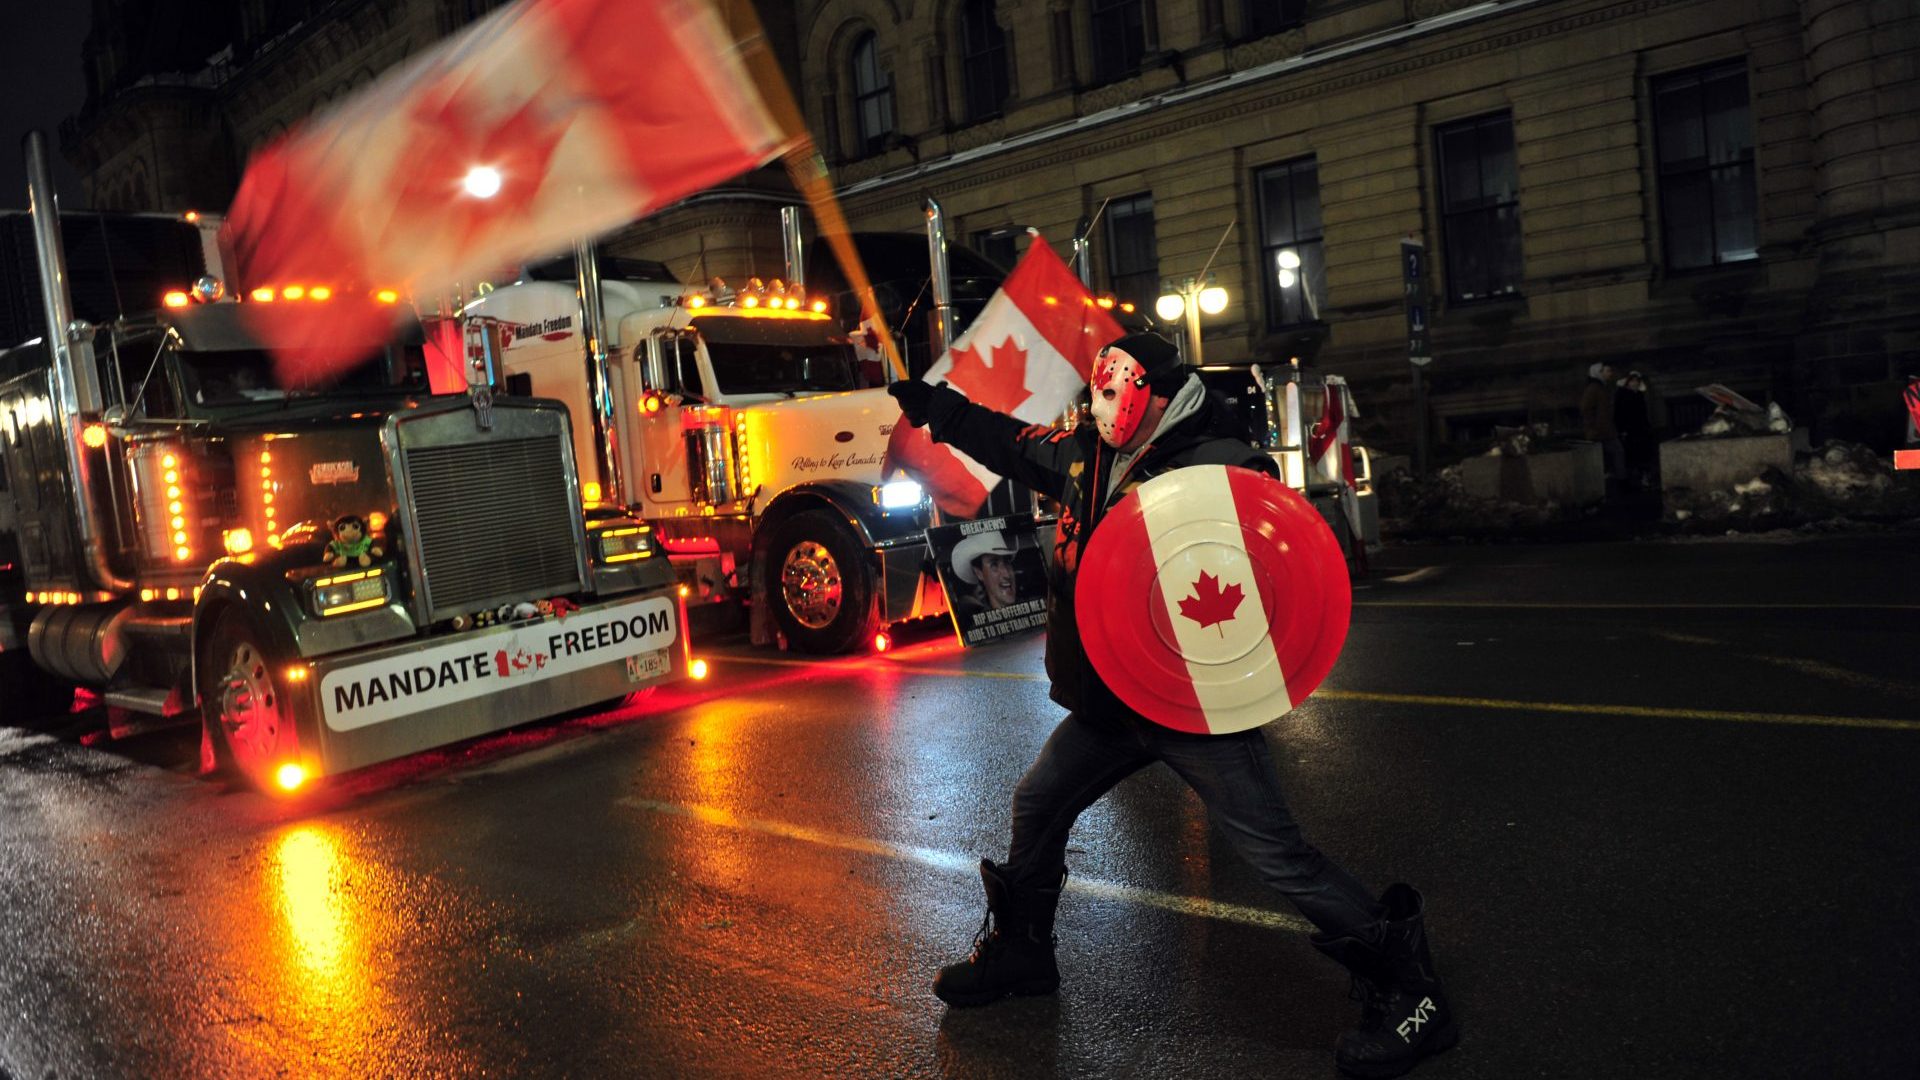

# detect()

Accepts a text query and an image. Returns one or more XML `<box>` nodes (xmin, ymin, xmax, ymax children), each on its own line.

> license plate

<box><xmin>625</xmin><ymin>648</ymin><xmax>671</xmax><ymax>683</ymax></box>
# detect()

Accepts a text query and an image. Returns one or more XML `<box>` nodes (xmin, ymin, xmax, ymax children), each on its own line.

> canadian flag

<box><xmin>1307</xmin><ymin>375</ymin><xmax>1365</xmax><ymax>540</ymax></box>
<box><xmin>885</xmin><ymin>239</ymin><xmax>1123</xmax><ymax>516</ymax></box>
<box><xmin>220</xmin><ymin>0</ymin><xmax>788</xmax><ymax>373</ymax></box>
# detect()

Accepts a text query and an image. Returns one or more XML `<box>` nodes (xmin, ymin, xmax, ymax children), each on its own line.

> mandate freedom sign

<box><xmin>320</xmin><ymin>595</ymin><xmax>676</xmax><ymax>730</ymax></box>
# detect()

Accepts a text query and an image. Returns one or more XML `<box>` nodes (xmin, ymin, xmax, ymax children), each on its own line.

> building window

<box><xmin>961</xmin><ymin>0</ymin><xmax>1011</xmax><ymax>123</ymax></box>
<box><xmin>1434</xmin><ymin>111</ymin><xmax>1522</xmax><ymax>302</ymax></box>
<box><xmin>1653</xmin><ymin>61</ymin><xmax>1758</xmax><ymax>271</ymax></box>
<box><xmin>1090</xmin><ymin>0</ymin><xmax>1146</xmax><ymax>85</ymax></box>
<box><xmin>973</xmin><ymin>228</ymin><xmax>1020</xmax><ymax>271</ymax></box>
<box><xmin>1104</xmin><ymin>193</ymin><xmax>1158</xmax><ymax>312</ymax></box>
<box><xmin>851</xmin><ymin>32</ymin><xmax>894</xmax><ymax>156</ymax></box>
<box><xmin>1244</xmin><ymin>0</ymin><xmax>1306</xmax><ymax>38</ymax></box>
<box><xmin>1256</xmin><ymin>157</ymin><xmax>1324</xmax><ymax>328</ymax></box>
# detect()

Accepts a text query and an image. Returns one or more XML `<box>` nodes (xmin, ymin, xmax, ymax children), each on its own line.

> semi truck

<box><xmin>462</xmin><ymin>262</ymin><xmax>940</xmax><ymax>655</ymax></box>
<box><xmin>0</xmin><ymin>133</ymin><xmax>690</xmax><ymax>792</ymax></box>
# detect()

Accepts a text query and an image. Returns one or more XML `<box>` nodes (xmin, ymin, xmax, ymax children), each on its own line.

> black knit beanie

<box><xmin>1102</xmin><ymin>332</ymin><xmax>1187</xmax><ymax>396</ymax></box>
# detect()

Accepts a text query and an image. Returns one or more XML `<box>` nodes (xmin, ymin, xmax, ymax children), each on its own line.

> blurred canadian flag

<box><xmin>885</xmin><ymin>239</ymin><xmax>1123</xmax><ymax>517</ymax></box>
<box><xmin>220</xmin><ymin>0</ymin><xmax>789</xmax><ymax>374</ymax></box>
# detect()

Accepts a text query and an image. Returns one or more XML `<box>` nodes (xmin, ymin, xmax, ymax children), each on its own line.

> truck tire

<box><xmin>198</xmin><ymin>609</ymin><xmax>300</xmax><ymax>792</ymax></box>
<box><xmin>765</xmin><ymin>509</ymin><xmax>880</xmax><ymax>654</ymax></box>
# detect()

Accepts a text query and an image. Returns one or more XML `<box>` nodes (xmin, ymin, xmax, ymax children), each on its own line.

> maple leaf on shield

<box><xmin>1178</xmin><ymin>571</ymin><xmax>1244</xmax><ymax>636</ymax></box>
<box><xmin>944</xmin><ymin>338</ymin><xmax>1032</xmax><ymax>416</ymax></box>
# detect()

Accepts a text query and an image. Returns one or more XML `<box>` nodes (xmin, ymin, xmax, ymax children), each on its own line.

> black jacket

<box><xmin>921</xmin><ymin>381</ymin><xmax>1278</xmax><ymax>715</ymax></box>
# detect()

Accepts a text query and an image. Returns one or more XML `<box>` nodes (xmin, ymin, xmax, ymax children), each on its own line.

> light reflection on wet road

<box><xmin>1</xmin><ymin>535</ymin><xmax>1917</xmax><ymax>1078</ymax></box>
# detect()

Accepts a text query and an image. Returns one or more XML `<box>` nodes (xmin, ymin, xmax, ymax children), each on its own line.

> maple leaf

<box><xmin>387</xmin><ymin>80</ymin><xmax>570</xmax><ymax>266</ymax></box>
<box><xmin>1177</xmin><ymin>571</ymin><xmax>1244</xmax><ymax>635</ymax></box>
<box><xmin>944</xmin><ymin>337</ymin><xmax>1032</xmax><ymax>416</ymax></box>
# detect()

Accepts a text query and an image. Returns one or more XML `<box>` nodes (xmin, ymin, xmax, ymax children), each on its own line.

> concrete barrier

<box><xmin>1459</xmin><ymin>443</ymin><xmax>1605</xmax><ymax>505</ymax></box>
<box><xmin>1658</xmin><ymin>434</ymin><xmax>1793</xmax><ymax>492</ymax></box>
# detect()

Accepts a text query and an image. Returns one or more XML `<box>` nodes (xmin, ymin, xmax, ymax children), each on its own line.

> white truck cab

<box><xmin>463</xmin><ymin>275</ymin><xmax>941</xmax><ymax>653</ymax></box>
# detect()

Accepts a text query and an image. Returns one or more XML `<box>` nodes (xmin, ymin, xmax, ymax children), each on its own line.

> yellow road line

<box><xmin>620</xmin><ymin>797</ymin><xmax>1314</xmax><ymax>935</ymax></box>
<box><xmin>719</xmin><ymin>655</ymin><xmax>1917</xmax><ymax>731</ymax></box>
<box><xmin>1312</xmin><ymin>689</ymin><xmax>1920</xmax><ymax>732</ymax></box>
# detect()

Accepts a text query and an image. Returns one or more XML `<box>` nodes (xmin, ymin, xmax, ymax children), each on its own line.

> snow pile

<box><xmin>1378</xmin><ymin>461</ymin><xmax>1591</xmax><ymax>537</ymax></box>
<box><xmin>1663</xmin><ymin>441</ymin><xmax>1920</xmax><ymax>532</ymax></box>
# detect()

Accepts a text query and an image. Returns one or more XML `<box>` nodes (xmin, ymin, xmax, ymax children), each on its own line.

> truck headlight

<box><xmin>596</xmin><ymin>525</ymin><xmax>653</xmax><ymax>564</ymax></box>
<box><xmin>877</xmin><ymin>480</ymin><xmax>924</xmax><ymax>509</ymax></box>
<box><xmin>309</xmin><ymin>567</ymin><xmax>389</xmax><ymax>617</ymax></box>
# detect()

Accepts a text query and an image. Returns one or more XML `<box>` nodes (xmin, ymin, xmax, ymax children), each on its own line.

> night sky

<box><xmin>0</xmin><ymin>3</ymin><xmax>93</xmax><ymax>210</ymax></box>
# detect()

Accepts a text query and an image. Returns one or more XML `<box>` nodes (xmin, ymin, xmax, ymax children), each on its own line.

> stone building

<box><xmin>64</xmin><ymin>0</ymin><xmax>1920</xmax><ymax>453</ymax></box>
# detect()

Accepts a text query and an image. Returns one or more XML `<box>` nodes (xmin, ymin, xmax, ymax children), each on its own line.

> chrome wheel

<box><xmin>780</xmin><ymin>539</ymin><xmax>843</xmax><ymax>630</ymax></box>
<box><xmin>216</xmin><ymin>639</ymin><xmax>285</xmax><ymax>775</ymax></box>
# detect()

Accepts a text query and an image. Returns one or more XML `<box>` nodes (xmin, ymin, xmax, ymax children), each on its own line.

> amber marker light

<box><xmin>374</xmin><ymin>288</ymin><xmax>399</xmax><ymax>304</ymax></box>
<box><xmin>275</xmin><ymin>763</ymin><xmax>308</xmax><ymax>792</ymax></box>
<box><xmin>677</xmin><ymin>584</ymin><xmax>691</xmax><ymax>598</ymax></box>
<box><xmin>250</xmin><ymin>287</ymin><xmax>275</xmax><ymax>302</ymax></box>
<box><xmin>873</xmin><ymin>632</ymin><xmax>892</xmax><ymax>653</ymax></box>
<box><xmin>582</xmin><ymin>481</ymin><xmax>602</xmax><ymax>504</ymax></box>
<box><xmin>282</xmin><ymin>285</ymin><xmax>306</xmax><ymax>300</ymax></box>
<box><xmin>163</xmin><ymin>290</ymin><xmax>191</xmax><ymax>308</ymax></box>
<box><xmin>82</xmin><ymin>424</ymin><xmax>108</xmax><ymax>448</ymax></box>
<box><xmin>309</xmin><ymin>285</ymin><xmax>332</xmax><ymax>301</ymax></box>
<box><xmin>224</xmin><ymin>528</ymin><xmax>254</xmax><ymax>555</ymax></box>
<box><xmin>689</xmin><ymin>658</ymin><xmax>710</xmax><ymax>680</ymax></box>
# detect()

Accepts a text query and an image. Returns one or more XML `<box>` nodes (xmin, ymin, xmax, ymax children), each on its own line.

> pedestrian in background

<box><xmin>1614</xmin><ymin>370</ymin><xmax>1654</xmax><ymax>490</ymax></box>
<box><xmin>1581</xmin><ymin>362</ymin><xmax>1625</xmax><ymax>484</ymax></box>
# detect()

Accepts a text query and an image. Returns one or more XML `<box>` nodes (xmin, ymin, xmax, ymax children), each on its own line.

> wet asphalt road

<box><xmin>1</xmin><ymin>531</ymin><xmax>1917</xmax><ymax>1079</ymax></box>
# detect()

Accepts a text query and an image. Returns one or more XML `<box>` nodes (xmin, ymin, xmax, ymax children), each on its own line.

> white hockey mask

<box><xmin>1089</xmin><ymin>345</ymin><xmax>1156</xmax><ymax>448</ymax></box>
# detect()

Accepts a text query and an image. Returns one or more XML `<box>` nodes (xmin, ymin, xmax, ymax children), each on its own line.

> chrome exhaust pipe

<box><xmin>781</xmin><ymin>206</ymin><xmax>805</xmax><ymax>289</ymax></box>
<box><xmin>925</xmin><ymin>197</ymin><xmax>953</xmax><ymax>360</ymax></box>
<box><xmin>573</xmin><ymin>239</ymin><xmax>626</xmax><ymax>507</ymax></box>
<box><xmin>24</xmin><ymin>130</ymin><xmax>132</xmax><ymax>593</ymax></box>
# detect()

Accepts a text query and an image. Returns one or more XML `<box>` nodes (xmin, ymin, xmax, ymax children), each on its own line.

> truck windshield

<box><xmin>178</xmin><ymin>344</ymin><xmax>430</xmax><ymax>409</ymax></box>
<box><xmin>706</xmin><ymin>341</ymin><xmax>858</xmax><ymax>395</ymax></box>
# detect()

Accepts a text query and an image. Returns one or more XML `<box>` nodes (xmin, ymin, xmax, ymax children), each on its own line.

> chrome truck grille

<box><xmin>394</xmin><ymin>406</ymin><xmax>588</xmax><ymax>623</ymax></box>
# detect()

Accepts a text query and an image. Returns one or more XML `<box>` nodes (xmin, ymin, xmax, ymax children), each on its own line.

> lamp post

<box><xmin>1155</xmin><ymin>275</ymin><xmax>1229</xmax><ymax>366</ymax></box>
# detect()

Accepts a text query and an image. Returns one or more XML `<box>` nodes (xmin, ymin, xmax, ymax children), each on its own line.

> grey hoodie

<box><xmin>1107</xmin><ymin>373</ymin><xmax>1206</xmax><ymax>499</ymax></box>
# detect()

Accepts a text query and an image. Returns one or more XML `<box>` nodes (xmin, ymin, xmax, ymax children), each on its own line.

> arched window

<box><xmin>850</xmin><ymin>32</ymin><xmax>894</xmax><ymax>155</ymax></box>
<box><xmin>961</xmin><ymin>0</ymin><xmax>1010</xmax><ymax>123</ymax></box>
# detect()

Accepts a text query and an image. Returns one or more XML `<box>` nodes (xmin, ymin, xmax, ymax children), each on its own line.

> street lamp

<box><xmin>1156</xmin><ymin>275</ymin><xmax>1229</xmax><ymax>366</ymax></box>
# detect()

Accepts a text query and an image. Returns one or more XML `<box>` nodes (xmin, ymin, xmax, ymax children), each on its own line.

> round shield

<box><xmin>1076</xmin><ymin>464</ymin><xmax>1350</xmax><ymax>733</ymax></box>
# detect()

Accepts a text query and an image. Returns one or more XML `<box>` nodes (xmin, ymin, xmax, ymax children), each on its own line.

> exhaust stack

<box><xmin>573</xmin><ymin>239</ymin><xmax>626</xmax><ymax>507</ymax></box>
<box><xmin>780</xmin><ymin>206</ymin><xmax>805</xmax><ymax>289</ymax></box>
<box><xmin>23</xmin><ymin>131</ymin><xmax>130</xmax><ymax>592</ymax></box>
<box><xmin>925</xmin><ymin>198</ymin><xmax>953</xmax><ymax>360</ymax></box>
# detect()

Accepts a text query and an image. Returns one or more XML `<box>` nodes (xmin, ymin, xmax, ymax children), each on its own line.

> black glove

<box><xmin>888</xmin><ymin>379</ymin><xmax>937</xmax><ymax>427</ymax></box>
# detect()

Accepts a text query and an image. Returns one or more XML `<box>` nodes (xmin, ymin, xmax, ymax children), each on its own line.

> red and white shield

<box><xmin>1077</xmin><ymin>465</ymin><xmax>1350</xmax><ymax>733</ymax></box>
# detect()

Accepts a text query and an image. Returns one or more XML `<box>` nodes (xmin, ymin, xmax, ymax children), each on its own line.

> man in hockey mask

<box><xmin>887</xmin><ymin>332</ymin><xmax>1454</xmax><ymax>1078</ymax></box>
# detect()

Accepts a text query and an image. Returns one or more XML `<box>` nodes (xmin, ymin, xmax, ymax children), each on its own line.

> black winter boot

<box><xmin>1310</xmin><ymin>883</ymin><xmax>1458</xmax><ymax>1078</ymax></box>
<box><xmin>933</xmin><ymin>859</ymin><xmax>1064</xmax><ymax>1007</ymax></box>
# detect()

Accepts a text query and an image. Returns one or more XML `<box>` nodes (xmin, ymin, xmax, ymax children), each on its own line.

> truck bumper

<box><xmin>298</xmin><ymin>588</ymin><xmax>684</xmax><ymax>776</ymax></box>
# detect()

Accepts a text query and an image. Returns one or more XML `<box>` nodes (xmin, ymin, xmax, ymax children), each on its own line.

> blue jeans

<box><xmin>1005</xmin><ymin>709</ymin><xmax>1381</xmax><ymax>937</ymax></box>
